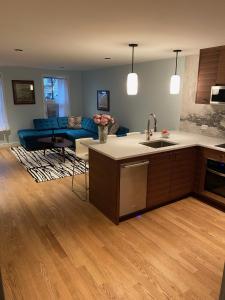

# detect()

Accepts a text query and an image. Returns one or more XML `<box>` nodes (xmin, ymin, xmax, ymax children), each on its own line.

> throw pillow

<box><xmin>108</xmin><ymin>122</ymin><xmax>119</xmax><ymax>135</ymax></box>
<box><xmin>68</xmin><ymin>116</ymin><xmax>82</xmax><ymax>129</ymax></box>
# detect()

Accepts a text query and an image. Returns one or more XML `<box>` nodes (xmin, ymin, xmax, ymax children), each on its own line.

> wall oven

<box><xmin>205</xmin><ymin>159</ymin><xmax>225</xmax><ymax>197</ymax></box>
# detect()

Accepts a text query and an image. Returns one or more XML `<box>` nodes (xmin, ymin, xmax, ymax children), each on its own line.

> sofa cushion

<box><xmin>33</xmin><ymin>118</ymin><xmax>59</xmax><ymax>130</ymax></box>
<box><xmin>18</xmin><ymin>129</ymin><xmax>54</xmax><ymax>139</ymax></box>
<box><xmin>116</xmin><ymin>126</ymin><xmax>129</xmax><ymax>136</ymax></box>
<box><xmin>81</xmin><ymin>117</ymin><xmax>98</xmax><ymax>134</ymax></box>
<box><xmin>109</xmin><ymin>122</ymin><xmax>120</xmax><ymax>135</ymax></box>
<box><xmin>66</xmin><ymin>129</ymin><xmax>97</xmax><ymax>140</ymax></box>
<box><xmin>57</xmin><ymin>117</ymin><xmax>68</xmax><ymax>129</ymax></box>
<box><xmin>68</xmin><ymin>116</ymin><xmax>82</xmax><ymax>129</ymax></box>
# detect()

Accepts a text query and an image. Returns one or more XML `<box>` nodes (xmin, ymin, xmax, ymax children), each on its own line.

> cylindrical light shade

<box><xmin>170</xmin><ymin>75</ymin><xmax>180</xmax><ymax>95</ymax></box>
<box><xmin>127</xmin><ymin>72</ymin><xmax>138</xmax><ymax>95</ymax></box>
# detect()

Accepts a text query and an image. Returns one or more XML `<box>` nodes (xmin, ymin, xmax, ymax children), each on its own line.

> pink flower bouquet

<box><xmin>93</xmin><ymin>114</ymin><xmax>114</xmax><ymax>127</ymax></box>
<box><xmin>93</xmin><ymin>114</ymin><xmax>115</xmax><ymax>143</ymax></box>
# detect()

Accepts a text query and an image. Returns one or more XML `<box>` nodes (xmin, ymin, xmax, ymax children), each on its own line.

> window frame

<box><xmin>42</xmin><ymin>74</ymin><xmax>71</xmax><ymax>118</ymax></box>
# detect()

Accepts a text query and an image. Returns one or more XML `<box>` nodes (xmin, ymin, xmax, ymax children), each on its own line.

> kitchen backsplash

<box><xmin>180</xmin><ymin>55</ymin><xmax>225</xmax><ymax>138</ymax></box>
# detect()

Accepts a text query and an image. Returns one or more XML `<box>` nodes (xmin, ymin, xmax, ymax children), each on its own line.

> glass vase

<box><xmin>98</xmin><ymin>126</ymin><xmax>108</xmax><ymax>144</ymax></box>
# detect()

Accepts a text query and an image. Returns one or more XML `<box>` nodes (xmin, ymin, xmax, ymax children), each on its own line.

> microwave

<box><xmin>210</xmin><ymin>86</ymin><xmax>225</xmax><ymax>104</ymax></box>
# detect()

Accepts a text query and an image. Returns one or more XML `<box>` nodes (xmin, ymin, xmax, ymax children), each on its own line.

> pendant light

<box><xmin>127</xmin><ymin>43</ymin><xmax>138</xmax><ymax>95</ymax></box>
<box><xmin>170</xmin><ymin>49</ymin><xmax>182</xmax><ymax>95</ymax></box>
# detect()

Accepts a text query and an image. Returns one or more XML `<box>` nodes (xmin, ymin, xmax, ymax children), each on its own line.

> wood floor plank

<box><xmin>0</xmin><ymin>148</ymin><xmax>225</xmax><ymax>299</ymax></box>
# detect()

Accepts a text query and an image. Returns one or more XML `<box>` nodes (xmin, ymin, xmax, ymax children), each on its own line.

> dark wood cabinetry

<box><xmin>89</xmin><ymin>146</ymin><xmax>223</xmax><ymax>224</ymax></box>
<box><xmin>196</xmin><ymin>47</ymin><xmax>221</xmax><ymax>104</ymax></box>
<box><xmin>147</xmin><ymin>152</ymin><xmax>172</xmax><ymax>208</ymax></box>
<box><xmin>147</xmin><ymin>148</ymin><xmax>196</xmax><ymax>209</ymax></box>
<box><xmin>216</xmin><ymin>48</ymin><xmax>225</xmax><ymax>84</ymax></box>
<box><xmin>196</xmin><ymin>45</ymin><xmax>225</xmax><ymax>104</ymax></box>
<box><xmin>196</xmin><ymin>147</ymin><xmax>225</xmax><ymax>208</ymax></box>
<box><xmin>171</xmin><ymin>148</ymin><xmax>196</xmax><ymax>199</ymax></box>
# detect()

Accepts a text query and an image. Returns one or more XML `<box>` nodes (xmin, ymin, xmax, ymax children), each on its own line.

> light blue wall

<box><xmin>0</xmin><ymin>67</ymin><xmax>82</xmax><ymax>143</ymax></box>
<box><xmin>82</xmin><ymin>57</ymin><xmax>185</xmax><ymax>132</ymax></box>
<box><xmin>0</xmin><ymin>57</ymin><xmax>185</xmax><ymax>144</ymax></box>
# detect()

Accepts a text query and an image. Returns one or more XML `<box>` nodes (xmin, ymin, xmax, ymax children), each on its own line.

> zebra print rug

<box><xmin>11</xmin><ymin>146</ymin><xmax>87</xmax><ymax>183</ymax></box>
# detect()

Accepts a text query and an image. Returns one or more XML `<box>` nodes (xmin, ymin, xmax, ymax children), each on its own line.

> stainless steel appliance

<box><xmin>119</xmin><ymin>160</ymin><xmax>149</xmax><ymax>217</ymax></box>
<box><xmin>205</xmin><ymin>159</ymin><xmax>225</xmax><ymax>197</ymax></box>
<box><xmin>210</xmin><ymin>86</ymin><xmax>225</xmax><ymax>104</ymax></box>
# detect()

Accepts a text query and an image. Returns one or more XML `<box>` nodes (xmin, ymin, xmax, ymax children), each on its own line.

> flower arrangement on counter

<box><xmin>93</xmin><ymin>114</ymin><xmax>114</xmax><ymax>143</ymax></box>
<box><xmin>93</xmin><ymin>114</ymin><xmax>114</xmax><ymax>126</ymax></box>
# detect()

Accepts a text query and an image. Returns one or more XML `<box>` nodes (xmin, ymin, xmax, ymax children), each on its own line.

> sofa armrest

<box><xmin>116</xmin><ymin>126</ymin><xmax>129</xmax><ymax>137</ymax></box>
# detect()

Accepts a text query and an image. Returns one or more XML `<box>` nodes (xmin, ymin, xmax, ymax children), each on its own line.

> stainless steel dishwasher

<box><xmin>119</xmin><ymin>160</ymin><xmax>149</xmax><ymax>217</ymax></box>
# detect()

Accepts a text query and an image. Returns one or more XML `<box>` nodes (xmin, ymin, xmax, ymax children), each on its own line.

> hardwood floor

<box><xmin>0</xmin><ymin>148</ymin><xmax>225</xmax><ymax>299</ymax></box>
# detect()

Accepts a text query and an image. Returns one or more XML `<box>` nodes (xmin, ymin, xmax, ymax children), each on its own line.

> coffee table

<box><xmin>37</xmin><ymin>136</ymin><xmax>73</xmax><ymax>162</ymax></box>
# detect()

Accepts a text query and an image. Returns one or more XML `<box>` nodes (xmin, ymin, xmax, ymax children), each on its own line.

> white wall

<box><xmin>82</xmin><ymin>57</ymin><xmax>185</xmax><ymax>132</ymax></box>
<box><xmin>0</xmin><ymin>67</ymin><xmax>82</xmax><ymax>144</ymax></box>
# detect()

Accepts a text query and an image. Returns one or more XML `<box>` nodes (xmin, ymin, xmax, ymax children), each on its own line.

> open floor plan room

<box><xmin>1</xmin><ymin>0</ymin><xmax>225</xmax><ymax>299</ymax></box>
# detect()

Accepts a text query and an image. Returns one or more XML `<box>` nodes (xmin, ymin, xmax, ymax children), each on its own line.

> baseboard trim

<box><xmin>193</xmin><ymin>192</ymin><xmax>225</xmax><ymax>212</ymax></box>
<box><xmin>0</xmin><ymin>142</ymin><xmax>19</xmax><ymax>148</ymax></box>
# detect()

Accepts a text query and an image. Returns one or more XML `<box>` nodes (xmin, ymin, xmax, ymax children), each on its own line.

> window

<box><xmin>0</xmin><ymin>75</ymin><xmax>9</xmax><ymax>131</ymax></box>
<box><xmin>43</xmin><ymin>77</ymin><xmax>70</xmax><ymax>118</ymax></box>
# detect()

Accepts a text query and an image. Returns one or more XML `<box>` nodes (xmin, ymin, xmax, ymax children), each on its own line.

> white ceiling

<box><xmin>1</xmin><ymin>0</ymin><xmax>225</xmax><ymax>70</ymax></box>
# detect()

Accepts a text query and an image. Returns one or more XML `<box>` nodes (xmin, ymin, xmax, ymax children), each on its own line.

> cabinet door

<box><xmin>147</xmin><ymin>152</ymin><xmax>172</xmax><ymax>209</ymax></box>
<box><xmin>171</xmin><ymin>148</ymin><xmax>196</xmax><ymax>199</ymax></box>
<box><xmin>196</xmin><ymin>47</ymin><xmax>220</xmax><ymax>104</ymax></box>
<box><xmin>216</xmin><ymin>47</ymin><xmax>225</xmax><ymax>85</ymax></box>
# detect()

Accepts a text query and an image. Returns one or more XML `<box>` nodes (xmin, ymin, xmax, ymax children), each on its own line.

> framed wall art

<box><xmin>12</xmin><ymin>80</ymin><xmax>35</xmax><ymax>104</ymax></box>
<box><xmin>97</xmin><ymin>90</ymin><xmax>110</xmax><ymax>111</ymax></box>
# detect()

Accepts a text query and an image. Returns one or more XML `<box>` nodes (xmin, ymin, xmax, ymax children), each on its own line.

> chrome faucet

<box><xmin>146</xmin><ymin>113</ymin><xmax>157</xmax><ymax>141</ymax></box>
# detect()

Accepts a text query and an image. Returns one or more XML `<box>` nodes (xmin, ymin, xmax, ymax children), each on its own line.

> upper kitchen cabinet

<box><xmin>216</xmin><ymin>47</ymin><xmax>225</xmax><ymax>84</ymax></box>
<box><xmin>195</xmin><ymin>46</ymin><xmax>221</xmax><ymax>104</ymax></box>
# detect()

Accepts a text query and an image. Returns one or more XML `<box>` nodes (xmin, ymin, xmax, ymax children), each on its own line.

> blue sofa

<box><xmin>18</xmin><ymin>117</ymin><xmax>129</xmax><ymax>151</ymax></box>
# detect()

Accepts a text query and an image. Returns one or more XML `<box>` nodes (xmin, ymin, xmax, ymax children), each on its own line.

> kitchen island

<box><xmin>88</xmin><ymin>131</ymin><xmax>225</xmax><ymax>224</ymax></box>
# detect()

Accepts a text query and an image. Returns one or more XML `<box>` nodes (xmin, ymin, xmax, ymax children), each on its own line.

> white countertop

<box><xmin>87</xmin><ymin>131</ymin><xmax>225</xmax><ymax>160</ymax></box>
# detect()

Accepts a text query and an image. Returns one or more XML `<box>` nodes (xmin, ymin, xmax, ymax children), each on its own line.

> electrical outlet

<box><xmin>201</xmin><ymin>125</ymin><xmax>208</xmax><ymax>130</ymax></box>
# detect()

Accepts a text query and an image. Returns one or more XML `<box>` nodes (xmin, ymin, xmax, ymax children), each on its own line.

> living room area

<box><xmin>1</xmin><ymin>0</ymin><xmax>225</xmax><ymax>299</ymax></box>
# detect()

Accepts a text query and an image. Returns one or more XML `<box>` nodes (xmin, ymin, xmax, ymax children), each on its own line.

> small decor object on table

<box><xmin>161</xmin><ymin>129</ymin><xmax>170</xmax><ymax>138</ymax></box>
<box><xmin>93</xmin><ymin>114</ymin><xmax>114</xmax><ymax>144</ymax></box>
<box><xmin>97</xmin><ymin>90</ymin><xmax>110</xmax><ymax>111</ymax></box>
<box><xmin>12</xmin><ymin>80</ymin><xmax>35</xmax><ymax>104</ymax></box>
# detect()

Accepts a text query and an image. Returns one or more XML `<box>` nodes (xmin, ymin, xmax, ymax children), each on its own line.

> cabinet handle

<box><xmin>207</xmin><ymin>168</ymin><xmax>225</xmax><ymax>178</ymax></box>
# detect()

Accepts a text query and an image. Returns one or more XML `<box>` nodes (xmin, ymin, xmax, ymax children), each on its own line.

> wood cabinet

<box><xmin>171</xmin><ymin>148</ymin><xmax>196</xmax><ymax>199</ymax></box>
<box><xmin>147</xmin><ymin>151</ymin><xmax>173</xmax><ymax>208</ymax></box>
<box><xmin>89</xmin><ymin>146</ymin><xmax>222</xmax><ymax>224</ymax></box>
<box><xmin>147</xmin><ymin>148</ymin><xmax>196</xmax><ymax>209</ymax></box>
<box><xmin>216</xmin><ymin>48</ymin><xmax>225</xmax><ymax>84</ymax></box>
<box><xmin>196</xmin><ymin>47</ymin><xmax>221</xmax><ymax>104</ymax></box>
<box><xmin>196</xmin><ymin>147</ymin><xmax>225</xmax><ymax>208</ymax></box>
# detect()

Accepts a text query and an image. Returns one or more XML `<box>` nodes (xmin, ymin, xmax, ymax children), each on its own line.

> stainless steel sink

<box><xmin>139</xmin><ymin>140</ymin><xmax>177</xmax><ymax>148</ymax></box>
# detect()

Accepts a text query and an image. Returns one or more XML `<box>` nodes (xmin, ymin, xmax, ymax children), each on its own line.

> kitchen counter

<box><xmin>88</xmin><ymin>131</ymin><xmax>225</xmax><ymax>160</ymax></box>
<box><xmin>88</xmin><ymin>131</ymin><xmax>225</xmax><ymax>224</ymax></box>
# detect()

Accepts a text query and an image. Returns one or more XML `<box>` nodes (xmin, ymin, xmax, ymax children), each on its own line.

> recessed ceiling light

<box><xmin>104</xmin><ymin>57</ymin><xmax>111</xmax><ymax>60</ymax></box>
<box><xmin>14</xmin><ymin>48</ymin><xmax>23</xmax><ymax>52</ymax></box>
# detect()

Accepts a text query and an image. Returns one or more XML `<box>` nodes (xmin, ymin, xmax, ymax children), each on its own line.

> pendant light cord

<box><xmin>132</xmin><ymin>46</ymin><xmax>134</xmax><ymax>73</ymax></box>
<box><xmin>128</xmin><ymin>43</ymin><xmax>138</xmax><ymax>73</ymax></box>
<box><xmin>175</xmin><ymin>51</ymin><xmax>178</xmax><ymax>75</ymax></box>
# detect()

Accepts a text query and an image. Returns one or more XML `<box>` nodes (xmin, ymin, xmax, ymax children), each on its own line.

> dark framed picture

<box><xmin>97</xmin><ymin>90</ymin><xmax>110</xmax><ymax>111</ymax></box>
<box><xmin>12</xmin><ymin>80</ymin><xmax>35</xmax><ymax>105</ymax></box>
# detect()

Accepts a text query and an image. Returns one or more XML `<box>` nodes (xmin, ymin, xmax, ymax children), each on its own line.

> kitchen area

<box><xmin>85</xmin><ymin>45</ymin><xmax>225</xmax><ymax>225</ymax></box>
<box><xmin>88</xmin><ymin>131</ymin><xmax>225</xmax><ymax>224</ymax></box>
